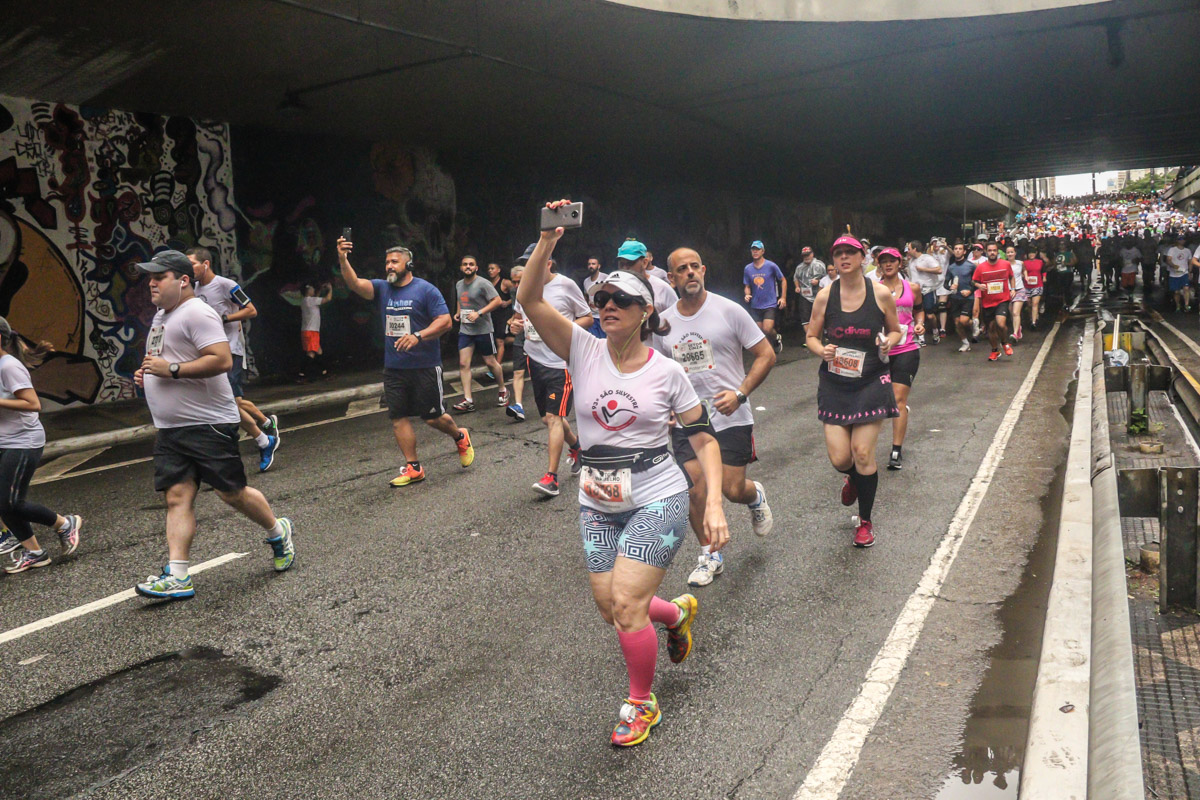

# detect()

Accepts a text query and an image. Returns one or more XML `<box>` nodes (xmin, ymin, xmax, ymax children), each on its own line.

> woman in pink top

<box><xmin>1021</xmin><ymin>246</ymin><xmax>1046</xmax><ymax>330</ymax></box>
<box><xmin>878</xmin><ymin>248</ymin><xmax>923</xmax><ymax>471</ymax></box>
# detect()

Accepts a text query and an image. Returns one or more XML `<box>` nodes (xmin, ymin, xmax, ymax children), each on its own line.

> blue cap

<box><xmin>517</xmin><ymin>243</ymin><xmax>537</xmax><ymax>263</ymax></box>
<box><xmin>616</xmin><ymin>240</ymin><xmax>648</xmax><ymax>261</ymax></box>
<box><xmin>751</xmin><ymin>240</ymin><xmax>764</xmax><ymax>250</ymax></box>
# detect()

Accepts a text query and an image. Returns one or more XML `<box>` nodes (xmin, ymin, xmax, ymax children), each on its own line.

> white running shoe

<box><xmin>687</xmin><ymin>552</ymin><xmax>724</xmax><ymax>587</ymax></box>
<box><xmin>749</xmin><ymin>481</ymin><xmax>773</xmax><ymax>536</ymax></box>
<box><xmin>958</xmin><ymin>341</ymin><xmax>971</xmax><ymax>353</ymax></box>
<box><xmin>971</xmin><ymin>319</ymin><xmax>981</xmax><ymax>339</ymax></box>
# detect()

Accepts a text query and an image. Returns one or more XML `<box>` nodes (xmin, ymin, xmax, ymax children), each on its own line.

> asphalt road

<box><xmin>0</xmin><ymin>321</ymin><xmax>1083</xmax><ymax>800</ymax></box>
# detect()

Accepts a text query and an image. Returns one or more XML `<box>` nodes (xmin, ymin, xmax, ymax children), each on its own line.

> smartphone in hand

<box><xmin>540</xmin><ymin>203</ymin><xmax>583</xmax><ymax>231</ymax></box>
<box><xmin>341</xmin><ymin>227</ymin><xmax>353</xmax><ymax>242</ymax></box>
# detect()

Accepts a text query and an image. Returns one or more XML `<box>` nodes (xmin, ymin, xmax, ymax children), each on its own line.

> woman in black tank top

<box><xmin>805</xmin><ymin>235</ymin><xmax>901</xmax><ymax>549</ymax></box>
<box><xmin>487</xmin><ymin>262</ymin><xmax>515</xmax><ymax>369</ymax></box>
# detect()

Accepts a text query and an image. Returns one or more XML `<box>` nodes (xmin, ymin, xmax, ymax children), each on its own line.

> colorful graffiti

<box><xmin>0</xmin><ymin>93</ymin><xmax>240</xmax><ymax>407</ymax></box>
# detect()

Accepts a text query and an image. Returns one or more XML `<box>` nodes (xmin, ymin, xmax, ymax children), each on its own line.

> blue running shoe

<box><xmin>135</xmin><ymin>567</ymin><xmax>195</xmax><ymax>599</ymax></box>
<box><xmin>0</xmin><ymin>527</ymin><xmax>19</xmax><ymax>555</ymax></box>
<box><xmin>259</xmin><ymin>434</ymin><xmax>279</xmax><ymax>472</ymax></box>
<box><xmin>505</xmin><ymin>402</ymin><xmax>526</xmax><ymax>422</ymax></box>
<box><xmin>5</xmin><ymin>548</ymin><xmax>50</xmax><ymax>573</ymax></box>
<box><xmin>265</xmin><ymin>518</ymin><xmax>295</xmax><ymax>572</ymax></box>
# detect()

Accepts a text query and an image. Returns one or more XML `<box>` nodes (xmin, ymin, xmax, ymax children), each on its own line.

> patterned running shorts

<box><xmin>579</xmin><ymin>491</ymin><xmax>689</xmax><ymax>573</ymax></box>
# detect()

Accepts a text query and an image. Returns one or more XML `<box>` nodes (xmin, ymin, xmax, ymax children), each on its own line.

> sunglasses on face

<box><xmin>593</xmin><ymin>290</ymin><xmax>641</xmax><ymax>309</ymax></box>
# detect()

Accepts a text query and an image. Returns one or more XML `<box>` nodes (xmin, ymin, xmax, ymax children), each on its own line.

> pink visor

<box><xmin>830</xmin><ymin>235</ymin><xmax>865</xmax><ymax>253</ymax></box>
<box><xmin>877</xmin><ymin>247</ymin><xmax>902</xmax><ymax>260</ymax></box>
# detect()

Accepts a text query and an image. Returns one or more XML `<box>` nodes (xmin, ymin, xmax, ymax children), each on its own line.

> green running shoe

<box><xmin>266</xmin><ymin>518</ymin><xmax>295</xmax><ymax>572</ymax></box>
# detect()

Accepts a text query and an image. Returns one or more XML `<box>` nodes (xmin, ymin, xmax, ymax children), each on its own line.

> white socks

<box><xmin>267</xmin><ymin>519</ymin><xmax>286</xmax><ymax>539</ymax></box>
<box><xmin>169</xmin><ymin>560</ymin><xmax>189</xmax><ymax>579</ymax></box>
<box><xmin>254</xmin><ymin>432</ymin><xmax>270</xmax><ymax>448</ymax></box>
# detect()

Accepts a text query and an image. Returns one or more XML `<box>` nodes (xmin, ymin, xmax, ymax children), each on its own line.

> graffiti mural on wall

<box><xmin>0</xmin><ymin>93</ymin><xmax>240</xmax><ymax>406</ymax></box>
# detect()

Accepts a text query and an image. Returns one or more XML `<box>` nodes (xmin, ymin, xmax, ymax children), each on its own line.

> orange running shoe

<box><xmin>456</xmin><ymin>428</ymin><xmax>475</xmax><ymax>468</ymax></box>
<box><xmin>389</xmin><ymin>464</ymin><xmax>425</xmax><ymax>487</ymax></box>
<box><xmin>611</xmin><ymin>694</ymin><xmax>661</xmax><ymax>747</ymax></box>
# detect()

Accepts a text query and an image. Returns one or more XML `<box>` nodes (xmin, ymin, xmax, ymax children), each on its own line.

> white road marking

<box><xmin>0</xmin><ymin>552</ymin><xmax>248</xmax><ymax>646</ymax></box>
<box><xmin>31</xmin><ymin>455</ymin><xmax>154</xmax><ymax>485</ymax></box>
<box><xmin>32</xmin><ymin>447</ymin><xmax>109</xmax><ymax>481</ymax></box>
<box><xmin>18</xmin><ymin>653</ymin><xmax>47</xmax><ymax>665</ymax></box>
<box><xmin>1159</xmin><ymin>318</ymin><xmax>1200</xmax><ymax>361</ymax></box>
<box><xmin>793</xmin><ymin>320</ymin><xmax>1062</xmax><ymax>800</ymax></box>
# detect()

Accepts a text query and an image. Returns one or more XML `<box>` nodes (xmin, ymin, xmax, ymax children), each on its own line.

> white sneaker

<box><xmin>749</xmin><ymin>480</ymin><xmax>773</xmax><ymax>536</ymax></box>
<box><xmin>971</xmin><ymin>319</ymin><xmax>981</xmax><ymax>339</ymax></box>
<box><xmin>958</xmin><ymin>341</ymin><xmax>971</xmax><ymax>353</ymax></box>
<box><xmin>687</xmin><ymin>552</ymin><xmax>725</xmax><ymax>587</ymax></box>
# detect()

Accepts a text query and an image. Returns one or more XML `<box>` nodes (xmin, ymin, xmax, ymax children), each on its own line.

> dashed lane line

<box><xmin>793</xmin><ymin>320</ymin><xmax>1062</xmax><ymax>800</ymax></box>
<box><xmin>0</xmin><ymin>552</ymin><xmax>248</xmax><ymax>646</ymax></box>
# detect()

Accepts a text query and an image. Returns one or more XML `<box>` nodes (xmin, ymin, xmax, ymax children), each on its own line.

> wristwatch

<box><xmin>736</xmin><ymin>390</ymin><xmax>748</xmax><ymax>405</ymax></box>
<box><xmin>221</xmin><ymin>314</ymin><xmax>228</xmax><ymax>323</ymax></box>
<box><xmin>414</xmin><ymin>331</ymin><xmax>423</xmax><ymax>341</ymax></box>
<box><xmin>169</xmin><ymin>363</ymin><xmax>181</xmax><ymax>379</ymax></box>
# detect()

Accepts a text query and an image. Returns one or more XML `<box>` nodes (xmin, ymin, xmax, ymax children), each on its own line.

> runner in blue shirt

<box><xmin>742</xmin><ymin>240</ymin><xmax>786</xmax><ymax>353</ymax></box>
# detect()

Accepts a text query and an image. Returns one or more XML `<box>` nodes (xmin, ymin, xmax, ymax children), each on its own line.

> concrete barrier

<box><xmin>1020</xmin><ymin>320</ymin><xmax>1094</xmax><ymax>799</ymax></box>
<box><xmin>1087</xmin><ymin>326</ymin><xmax>1145</xmax><ymax>799</ymax></box>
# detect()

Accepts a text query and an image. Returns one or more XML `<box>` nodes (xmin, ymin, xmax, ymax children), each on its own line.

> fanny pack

<box><xmin>580</xmin><ymin>444</ymin><xmax>671</xmax><ymax>473</ymax></box>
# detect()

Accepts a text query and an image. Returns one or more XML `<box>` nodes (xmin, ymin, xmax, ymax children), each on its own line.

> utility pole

<box><xmin>1092</xmin><ymin>172</ymin><xmax>1097</xmax><ymax>195</ymax></box>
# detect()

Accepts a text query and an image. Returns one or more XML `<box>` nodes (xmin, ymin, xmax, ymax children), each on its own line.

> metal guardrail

<box><xmin>1087</xmin><ymin>323</ymin><xmax>1146</xmax><ymax>800</ymax></box>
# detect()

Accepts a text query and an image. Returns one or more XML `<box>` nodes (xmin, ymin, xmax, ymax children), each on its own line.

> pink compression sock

<box><xmin>617</xmin><ymin>624</ymin><xmax>658</xmax><ymax>704</ymax></box>
<box><xmin>648</xmin><ymin>595</ymin><xmax>681</xmax><ymax>627</ymax></box>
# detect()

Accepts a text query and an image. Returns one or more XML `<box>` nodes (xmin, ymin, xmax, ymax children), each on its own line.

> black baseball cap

<box><xmin>136</xmin><ymin>249</ymin><xmax>195</xmax><ymax>278</ymax></box>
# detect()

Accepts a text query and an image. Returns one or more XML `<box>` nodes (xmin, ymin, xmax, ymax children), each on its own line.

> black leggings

<box><xmin>0</xmin><ymin>447</ymin><xmax>57</xmax><ymax>544</ymax></box>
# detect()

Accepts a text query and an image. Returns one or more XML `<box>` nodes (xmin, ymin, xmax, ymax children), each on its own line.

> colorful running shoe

<box><xmin>687</xmin><ymin>551</ymin><xmax>724</xmax><ymax>587</ymax></box>
<box><xmin>749</xmin><ymin>481</ymin><xmax>773</xmax><ymax>536</ymax></box>
<box><xmin>456</xmin><ymin>428</ymin><xmax>475</xmax><ymax>467</ymax></box>
<box><xmin>841</xmin><ymin>475</ymin><xmax>857</xmax><ymax>506</ymax></box>
<box><xmin>0</xmin><ymin>527</ymin><xmax>19</xmax><ymax>555</ymax></box>
<box><xmin>258</xmin><ymin>434</ymin><xmax>279</xmax><ymax>472</ymax></box>
<box><xmin>568</xmin><ymin>444</ymin><xmax>583</xmax><ymax>476</ymax></box>
<box><xmin>1003</xmin><ymin>343</ymin><xmax>1014</xmax><ymax>356</ymax></box>
<box><xmin>533</xmin><ymin>473</ymin><xmax>559</xmax><ymax>496</ymax></box>
<box><xmin>611</xmin><ymin>694</ymin><xmax>661</xmax><ymax>747</ymax></box>
<box><xmin>57</xmin><ymin>514</ymin><xmax>82</xmax><ymax>556</ymax></box>
<box><xmin>854</xmin><ymin>520</ymin><xmax>876</xmax><ymax>548</ymax></box>
<box><xmin>452</xmin><ymin>399</ymin><xmax>476</xmax><ymax>413</ymax></box>
<box><xmin>135</xmin><ymin>568</ymin><xmax>195</xmax><ymax>599</ymax></box>
<box><xmin>667</xmin><ymin>593</ymin><xmax>698</xmax><ymax>664</ymax></box>
<box><xmin>4</xmin><ymin>548</ymin><xmax>50</xmax><ymax>573</ymax></box>
<box><xmin>988</xmin><ymin>351</ymin><xmax>1001</xmax><ymax>362</ymax></box>
<box><xmin>390</xmin><ymin>464</ymin><xmax>426</xmax><ymax>487</ymax></box>
<box><xmin>497</xmin><ymin>388</ymin><xmax>509</xmax><ymax>407</ymax></box>
<box><xmin>265</xmin><ymin>517</ymin><xmax>295</xmax><ymax>572</ymax></box>
<box><xmin>506</xmin><ymin>402</ymin><xmax>526</xmax><ymax>422</ymax></box>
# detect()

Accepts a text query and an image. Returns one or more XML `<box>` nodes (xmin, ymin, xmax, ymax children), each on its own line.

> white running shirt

<box><xmin>194</xmin><ymin>274</ymin><xmax>248</xmax><ymax>356</ymax></box>
<box><xmin>144</xmin><ymin>297</ymin><xmax>242</xmax><ymax>429</ymax></box>
<box><xmin>654</xmin><ymin>292</ymin><xmax>764</xmax><ymax>431</ymax></box>
<box><xmin>568</xmin><ymin>324</ymin><xmax>698</xmax><ymax>510</ymax></box>
<box><xmin>513</xmin><ymin>273</ymin><xmax>591</xmax><ymax>369</ymax></box>
<box><xmin>0</xmin><ymin>355</ymin><xmax>45</xmax><ymax>448</ymax></box>
<box><xmin>300</xmin><ymin>296</ymin><xmax>322</xmax><ymax>332</ymax></box>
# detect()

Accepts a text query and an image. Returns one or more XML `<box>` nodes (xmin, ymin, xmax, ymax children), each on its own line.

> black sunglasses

<box><xmin>593</xmin><ymin>290</ymin><xmax>641</xmax><ymax>309</ymax></box>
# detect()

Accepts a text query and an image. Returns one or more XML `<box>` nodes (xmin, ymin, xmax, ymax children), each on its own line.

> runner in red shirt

<box><xmin>972</xmin><ymin>242</ymin><xmax>1013</xmax><ymax>362</ymax></box>
<box><xmin>1021</xmin><ymin>247</ymin><xmax>1046</xmax><ymax>330</ymax></box>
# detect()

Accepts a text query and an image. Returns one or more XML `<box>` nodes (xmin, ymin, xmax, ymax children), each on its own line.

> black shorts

<box><xmin>889</xmin><ymin>349</ymin><xmax>920</xmax><ymax>387</ymax></box>
<box><xmin>949</xmin><ymin>293</ymin><xmax>975</xmax><ymax>319</ymax></box>
<box><xmin>511</xmin><ymin>333</ymin><xmax>525</xmax><ymax>371</ymax></box>
<box><xmin>527</xmin><ymin>357</ymin><xmax>572</xmax><ymax>418</ymax></box>
<box><xmin>382</xmin><ymin>366</ymin><xmax>446</xmax><ymax>421</ymax></box>
<box><xmin>457</xmin><ymin>332</ymin><xmax>496</xmax><ymax>356</ymax></box>
<box><xmin>228</xmin><ymin>354</ymin><xmax>246</xmax><ymax>398</ymax></box>
<box><xmin>671</xmin><ymin>424</ymin><xmax>757</xmax><ymax>468</ymax></box>
<box><xmin>153</xmin><ymin>423</ymin><xmax>247</xmax><ymax>493</ymax></box>
<box><xmin>981</xmin><ymin>302</ymin><xmax>1010</xmax><ymax>327</ymax></box>
<box><xmin>749</xmin><ymin>307</ymin><xmax>777</xmax><ymax>323</ymax></box>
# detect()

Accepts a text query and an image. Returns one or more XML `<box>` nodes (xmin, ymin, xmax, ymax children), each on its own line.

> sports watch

<box><xmin>736</xmin><ymin>390</ymin><xmax>748</xmax><ymax>405</ymax></box>
<box><xmin>169</xmin><ymin>362</ymin><xmax>181</xmax><ymax>379</ymax></box>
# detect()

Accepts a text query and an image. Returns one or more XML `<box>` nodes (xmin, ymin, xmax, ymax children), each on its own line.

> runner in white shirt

<box><xmin>132</xmin><ymin>250</ymin><xmax>294</xmax><ymax>600</ymax></box>
<box><xmin>517</xmin><ymin>201</ymin><xmax>728</xmax><ymax>748</ymax></box>
<box><xmin>905</xmin><ymin>241</ymin><xmax>942</xmax><ymax>345</ymax></box>
<box><xmin>186</xmin><ymin>247</ymin><xmax>280</xmax><ymax>472</ymax></box>
<box><xmin>1166</xmin><ymin>235</ymin><xmax>1193</xmax><ymax>312</ymax></box>
<box><xmin>1004</xmin><ymin>245</ymin><xmax>1026</xmax><ymax>342</ymax></box>
<box><xmin>617</xmin><ymin>239</ymin><xmax>677</xmax><ymax>312</ymax></box>
<box><xmin>656</xmin><ymin>247</ymin><xmax>777</xmax><ymax>588</ymax></box>
<box><xmin>298</xmin><ymin>282</ymin><xmax>333</xmax><ymax>380</ymax></box>
<box><xmin>582</xmin><ymin>257</ymin><xmax>610</xmax><ymax>340</ymax></box>
<box><xmin>0</xmin><ymin>317</ymin><xmax>83</xmax><ymax>574</ymax></box>
<box><xmin>511</xmin><ymin>243</ymin><xmax>592</xmax><ymax>497</ymax></box>
<box><xmin>644</xmin><ymin>249</ymin><xmax>669</xmax><ymax>283</ymax></box>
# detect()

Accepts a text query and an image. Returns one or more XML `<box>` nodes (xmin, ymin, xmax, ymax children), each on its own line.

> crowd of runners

<box><xmin>3</xmin><ymin>190</ymin><xmax>1198</xmax><ymax>747</ymax></box>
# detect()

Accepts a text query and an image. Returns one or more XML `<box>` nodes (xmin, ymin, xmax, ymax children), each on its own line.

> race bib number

<box><xmin>525</xmin><ymin>320</ymin><xmax>543</xmax><ymax>343</ymax></box>
<box><xmin>581</xmin><ymin>466</ymin><xmax>634</xmax><ymax>511</ymax></box>
<box><xmin>830</xmin><ymin>347</ymin><xmax>865</xmax><ymax>378</ymax></box>
<box><xmin>986</xmin><ymin>281</ymin><xmax>1004</xmax><ymax>295</ymax></box>
<box><xmin>671</xmin><ymin>339</ymin><xmax>715</xmax><ymax>373</ymax></box>
<box><xmin>800</xmin><ymin>284</ymin><xmax>813</xmax><ymax>299</ymax></box>
<box><xmin>385</xmin><ymin>314</ymin><xmax>411</xmax><ymax>338</ymax></box>
<box><xmin>147</xmin><ymin>325</ymin><xmax>165</xmax><ymax>357</ymax></box>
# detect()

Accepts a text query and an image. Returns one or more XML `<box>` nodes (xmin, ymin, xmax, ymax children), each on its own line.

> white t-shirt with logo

<box><xmin>144</xmin><ymin>297</ymin><xmax>242</xmax><ymax>429</ymax></box>
<box><xmin>654</xmin><ymin>292</ymin><xmax>764</xmax><ymax>432</ymax></box>
<box><xmin>300</xmin><ymin>296</ymin><xmax>323</xmax><ymax>332</ymax></box>
<box><xmin>194</xmin><ymin>274</ymin><xmax>248</xmax><ymax>356</ymax></box>
<box><xmin>1167</xmin><ymin>247</ymin><xmax>1192</xmax><ymax>277</ymax></box>
<box><xmin>568</xmin><ymin>323</ymin><xmax>699</xmax><ymax>511</ymax></box>
<box><xmin>513</xmin><ymin>273</ymin><xmax>591</xmax><ymax>370</ymax></box>
<box><xmin>909</xmin><ymin>254</ymin><xmax>943</xmax><ymax>293</ymax></box>
<box><xmin>0</xmin><ymin>354</ymin><xmax>45</xmax><ymax>448</ymax></box>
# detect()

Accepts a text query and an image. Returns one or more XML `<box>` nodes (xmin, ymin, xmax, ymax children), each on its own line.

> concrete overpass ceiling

<box><xmin>1</xmin><ymin>0</ymin><xmax>1198</xmax><ymax>198</ymax></box>
<box><xmin>605</xmin><ymin>0</ymin><xmax>1116</xmax><ymax>22</ymax></box>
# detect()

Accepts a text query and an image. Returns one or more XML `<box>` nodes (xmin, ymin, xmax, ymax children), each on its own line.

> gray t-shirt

<box><xmin>144</xmin><ymin>297</ymin><xmax>242</xmax><ymax>429</ymax></box>
<box><xmin>456</xmin><ymin>276</ymin><xmax>499</xmax><ymax>335</ymax></box>
<box><xmin>194</xmin><ymin>274</ymin><xmax>248</xmax><ymax>356</ymax></box>
<box><xmin>0</xmin><ymin>355</ymin><xmax>45</xmax><ymax>449</ymax></box>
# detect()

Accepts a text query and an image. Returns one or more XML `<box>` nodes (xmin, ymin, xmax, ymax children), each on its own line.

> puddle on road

<box><xmin>936</xmin><ymin>377</ymin><xmax>1073</xmax><ymax>799</ymax></box>
<box><xmin>0</xmin><ymin>646</ymin><xmax>280</xmax><ymax>800</ymax></box>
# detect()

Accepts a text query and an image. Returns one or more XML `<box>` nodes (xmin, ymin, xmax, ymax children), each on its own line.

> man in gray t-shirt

<box><xmin>452</xmin><ymin>255</ymin><xmax>506</xmax><ymax>412</ymax></box>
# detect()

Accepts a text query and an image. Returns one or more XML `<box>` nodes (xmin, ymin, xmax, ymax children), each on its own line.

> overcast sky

<box><xmin>1055</xmin><ymin>172</ymin><xmax>1118</xmax><ymax>197</ymax></box>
